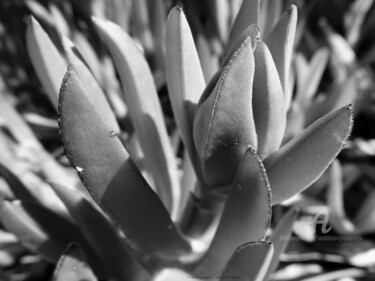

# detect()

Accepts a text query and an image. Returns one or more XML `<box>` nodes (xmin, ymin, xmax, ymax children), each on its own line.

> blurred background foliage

<box><xmin>0</xmin><ymin>0</ymin><xmax>375</xmax><ymax>280</ymax></box>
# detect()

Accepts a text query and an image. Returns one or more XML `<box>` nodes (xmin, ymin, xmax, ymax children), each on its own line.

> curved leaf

<box><xmin>51</xmin><ymin>183</ymin><xmax>149</xmax><ymax>280</ymax></box>
<box><xmin>253</xmin><ymin>40</ymin><xmax>286</xmax><ymax>159</ymax></box>
<box><xmin>193</xmin><ymin>34</ymin><xmax>257</xmax><ymax>187</ymax></box>
<box><xmin>222</xmin><ymin>242</ymin><xmax>274</xmax><ymax>281</ymax></box>
<box><xmin>226</xmin><ymin>0</ymin><xmax>260</xmax><ymax>52</ymax></box>
<box><xmin>93</xmin><ymin>17</ymin><xmax>180</xmax><ymax>217</ymax></box>
<box><xmin>266</xmin><ymin>5</ymin><xmax>297</xmax><ymax>108</ymax></box>
<box><xmin>26</xmin><ymin>16</ymin><xmax>67</xmax><ymax>109</ymax></box>
<box><xmin>0</xmin><ymin>201</ymin><xmax>63</xmax><ymax>262</ymax></box>
<box><xmin>264</xmin><ymin>105</ymin><xmax>353</xmax><ymax>204</ymax></box>
<box><xmin>266</xmin><ymin>208</ymin><xmax>298</xmax><ymax>278</ymax></box>
<box><xmin>166</xmin><ymin>7</ymin><xmax>206</xmax><ymax>165</ymax></box>
<box><xmin>52</xmin><ymin>243</ymin><xmax>97</xmax><ymax>281</ymax></box>
<box><xmin>62</xmin><ymin>37</ymin><xmax>120</xmax><ymax>133</ymax></box>
<box><xmin>194</xmin><ymin>147</ymin><xmax>271</xmax><ymax>276</ymax></box>
<box><xmin>58</xmin><ymin>69</ymin><xmax>192</xmax><ymax>261</ymax></box>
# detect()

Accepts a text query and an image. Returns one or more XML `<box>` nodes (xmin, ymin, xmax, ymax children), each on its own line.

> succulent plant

<box><xmin>0</xmin><ymin>1</ymin><xmax>357</xmax><ymax>281</ymax></box>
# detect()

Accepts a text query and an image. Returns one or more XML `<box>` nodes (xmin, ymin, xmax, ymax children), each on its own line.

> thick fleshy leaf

<box><xmin>58</xmin><ymin>69</ymin><xmax>192</xmax><ymax>261</ymax></box>
<box><xmin>264</xmin><ymin>105</ymin><xmax>353</xmax><ymax>204</ymax></box>
<box><xmin>0</xmin><ymin>163</ymin><xmax>37</xmax><ymax>204</ymax></box>
<box><xmin>266</xmin><ymin>5</ymin><xmax>297</xmax><ymax>108</ymax></box>
<box><xmin>165</xmin><ymin>7</ymin><xmax>206</xmax><ymax>164</ymax></box>
<box><xmin>11</xmin><ymin>201</ymin><xmax>107</xmax><ymax>276</ymax></box>
<box><xmin>132</xmin><ymin>0</ymin><xmax>154</xmax><ymax>54</ymax></box>
<box><xmin>253</xmin><ymin>40</ymin><xmax>286</xmax><ymax>159</ymax></box>
<box><xmin>193</xmin><ymin>35</ymin><xmax>257</xmax><ymax>188</ymax></box>
<box><xmin>222</xmin><ymin>242</ymin><xmax>274</xmax><ymax>281</ymax></box>
<box><xmin>320</xmin><ymin>19</ymin><xmax>356</xmax><ymax>67</ymax></box>
<box><xmin>345</xmin><ymin>0</ymin><xmax>374</xmax><ymax>46</ymax></box>
<box><xmin>62</xmin><ymin>37</ymin><xmax>120</xmax><ymax>133</ymax></box>
<box><xmin>226</xmin><ymin>0</ymin><xmax>260</xmax><ymax>52</ymax></box>
<box><xmin>51</xmin><ymin>183</ymin><xmax>149</xmax><ymax>280</ymax></box>
<box><xmin>52</xmin><ymin>243</ymin><xmax>97</xmax><ymax>281</ymax></box>
<box><xmin>196</xmin><ymin>34</ymin><xmax>219</xmax><ymax>83</ymax></box>
<box><xmin>93</xmin><ymin>17</ymin><xmax>180</xmax><ymax>217</ymax></box>
<box><xmin>327</xmin><ymin>160</ymin><xmax>356</xmax><ymax>234</ymax></box>
<box><xmin>296</xmin><ymin>48</ymin><xmax>329</xmax><ymax>108</ymax></box>
<box><xmin>0</xmin><ymin>201</ymin><xmax>63</xmax><ymax>262</ymax></box>
<box><xmin>266</xmin><ymin>208</ymin><xmax>298</xmax><ymax>278</ymax></box>
<box><xmin>26</xmin><ymin>16</ymin><xmax>67</xmax><ymax>109</ymax></box>
<box><xmin>260</xmin><ymin>0</ymin><xmax>282</xmax><ymax>40</ymax></box>
<box><xmin>193</xmin><ymin>147</ymin><xmax>271</xmax><ymax>276</ymax></box>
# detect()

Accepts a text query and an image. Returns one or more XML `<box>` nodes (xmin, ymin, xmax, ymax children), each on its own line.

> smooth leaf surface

<box><xmin>93</xmin><ymin>17</ymin><xmax>180</xmax><ymax>217</ymax></box>
<box><xmin>26</xmin><ymin>16</ymin><xmax>67</xmax><ymax>109</ymax></box>
<box><xmin>266</xmin><ymin>208</ymin><xmax>298</xmax><ymax>278</ymax></box>
<box><xmin>14</xmin><ymin>201</ymin><xmax>107</xmax><ymax>276</ymax></box>
<box><xmin>0</xmin><ymin>201</ymin><xmax>63</xmax><ymax>262</ymax></box>
<box><xmin>165</xmin><ymin>7</ymin><xmax>206</xmax><ymax>166</ymax></box>
<box><xmin>51</xmin><ymin>183</ymin><xmax>149</xmax><ymax>280</ymax></box>
<box><xmin>266</xmin><ymin>5</ymin><xmax>297</xmax><ymax>108</ymax></box>
<box><xmin>62</xmin><ymin>37</ymin><xmax>120</xmax><ymax>133</ymax></box>
<box><xmin>194</xmin><ymin>34</ymin><xmax>257</xmax><ymax>187</ymax></box>
<box><xmin>194</xmin><ymin>147</ymin><xmax>271</xmax><ymax>276</ymax></box>
<box><xmin>253</xmin><ymin>40</ymin><xmax>286</xmax><ymax>159</ymax></box>
<box><xmin>226</xmin><ymin>0</ymin><xmax>260</xmax><ymax>52</ymax></box>
<box><xmin>58</xmin><ymin>69</ymin><xmax>192</xmax><ymax>261</ymax></box>
<box><xmin>52</xmin><ymin>243</ymin><xmax>97</xmax><ymax>281</ymax></box>
<box><xmin>264</xmin><ymin>105</ymin><xmax>353</xmax><ymax>204</ymax></box>
<box><xmin>222</xmin><ymin>242</ymin><xmax>274</xmax><ymax>281</ymax></box>
<box><xmin>0</xmin><ymin>163</ymin><xmax>38</xmax><ymax>204</ymax></box>
<box><xmin>327</xmin><ymin>160</ymin><xmax>356</xmax><ymax>234</ymax></box>
<box><xmin>296</xmin><ymin>48</ymin><xmax>329</xmax><ymax>108</ymax></box>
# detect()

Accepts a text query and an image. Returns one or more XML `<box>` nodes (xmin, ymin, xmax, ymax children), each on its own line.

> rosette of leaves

<box><xmin>0</xmin><ymin>1</ymin><xmax>353</xmax><ymax>281</ymax></box>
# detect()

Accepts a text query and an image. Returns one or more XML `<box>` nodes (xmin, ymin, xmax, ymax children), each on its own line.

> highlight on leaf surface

<box><xmin>264</xmin><ymin>105</ymin><xmax>353</xmax><ymax>204</ymax></box>
<box><xmin>92</xmin><ymin>16</ymin><xmax>181</xmax><ymax>218</ymax></box>
<box><xmin>253</xmin><ymin>40</ymin><xmax>286</xmax><ymax>159</ymax></box>
<box><xmin>26</xmin><ymin>16</ymin><xmax>67</xmax><ymax>109</ymax></box>
<box><xmin>165</xmin><ymin>6</ymin><xmax>206</xmax><ymax>166</ymax></box>
<box><xmin>266</xmin><ymin>5</ymin><xmax>297</xmax><ymax>109</ymax></box>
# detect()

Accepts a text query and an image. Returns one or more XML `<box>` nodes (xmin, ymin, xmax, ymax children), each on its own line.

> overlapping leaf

<box><xmin>58</xmin><ymin>69</ymin><xmax>192</xmax><ymax>261</ymax></box>
<box><xmin>193</xmin><ymin>34</ymin><xmax>257</xmax><ymax>187</ymax></box>
<box><xmin>264</xmin><ymin>105</ymin><xmax>353</xmax><ymax>204</ymax></box>
<box><xmin>193</xmin><ymin>147</ymin><xmax>271</xmax><ymax>276</ymax></box>
<box><xmin>93</xmin><ymin>17</ymin><xmax>180</xmax><ymax>217</ymax></box>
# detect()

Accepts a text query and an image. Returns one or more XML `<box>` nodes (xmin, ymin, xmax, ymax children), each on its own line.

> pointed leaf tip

<box><xmin>265</xmin><ymin>105</ymin><xmax>353</xmax><ymax>204</ymax></box>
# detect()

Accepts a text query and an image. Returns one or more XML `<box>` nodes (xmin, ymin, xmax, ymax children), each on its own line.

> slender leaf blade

<box><xmin>266</xmin><ymin>208</ymin><xmax>298</xmax><ymax>278</ymax></box>
<box><xmin>26</xmin><ymin>16</ymin><xmax>67</xmax><ymax>109</ymax></box>
<box><xmin>166</xmin><ymin>7</ymin><xmax>206</xmax><ymax>165</ymax></box>
<box><xmin>0</xmin><ymin>201</ymin><xmax>63</xmax><ymax>262</ymax></box>
<box><xmin>266</xmin><ymin>5</ymin><xmax>297</xmax><ymax>108</ymax></box>
<box><xmin>93</xmin><ymin>17</ymin><xmax>180</xmax><ymax>217</ymax></box>
<box><xmin>226</xmin><ymin>0</ymin><xmax>260</xmax><ymax>52</ymax></box>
